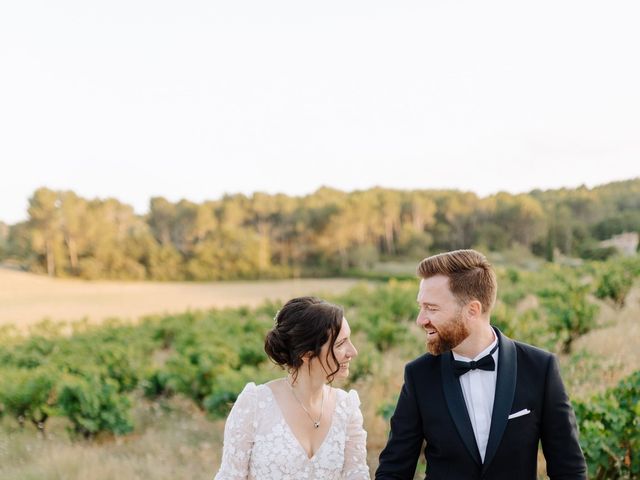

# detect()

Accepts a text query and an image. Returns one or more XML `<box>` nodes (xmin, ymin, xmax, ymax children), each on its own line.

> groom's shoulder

<box><xmin>406</xmin><ymin>352</ymin><xmax>441</xmax><ymax>373</ymax></box>
<box><xmin>510</xmin><ymin>337</ymin><xmax>555</xmax><ymax>368</ymax></box>
<box><xmin>512</xmin><ymin>338</ymin><xmax>553</xmax><ymax>357</ymax></box>
<box><xmin>499</xmin><ymin>327</ymin><xmax>554</xmax><ymax>360</ymax></box>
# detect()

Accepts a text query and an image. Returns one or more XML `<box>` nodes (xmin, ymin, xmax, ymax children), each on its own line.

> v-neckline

<box><xmin>265</xmin><ymin>383</ymin><xmax>338</xmax><ymax>461</ymax></box>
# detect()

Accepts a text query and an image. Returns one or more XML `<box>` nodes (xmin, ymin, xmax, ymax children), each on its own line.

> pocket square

<box><xmin>508</xmin><ymin>408</ymin><xmax>531</xmax><ymax>420</ymax></box>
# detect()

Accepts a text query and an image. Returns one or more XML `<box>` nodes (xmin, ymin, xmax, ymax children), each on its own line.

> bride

<box><xmin>214</xmin><ymin>296</ymin><xmax>370</xmax><ymax>479</ymax></box>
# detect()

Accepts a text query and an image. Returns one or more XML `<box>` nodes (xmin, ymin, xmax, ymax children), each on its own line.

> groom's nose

<box><xmin>416</xmin><ymin>310</ymin><xmax>430</xmax><ymax>327</ymax></box>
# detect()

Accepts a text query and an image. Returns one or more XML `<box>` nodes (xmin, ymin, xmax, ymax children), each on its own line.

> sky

<box><xmin>1</xmin><ymin>0</ymin><xmax>639</xmax><ymax>224</ymax></box>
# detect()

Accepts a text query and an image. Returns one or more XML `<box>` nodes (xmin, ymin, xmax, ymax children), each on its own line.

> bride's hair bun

<box><xmin>264</xmin><ymin>328</ymin><xmax>292</xmax><ymax>366</ymax></box>
<box><xmin>264</xmin><ymin>296</ymin><xmax>343</xmax><ymax>380</ymax></box>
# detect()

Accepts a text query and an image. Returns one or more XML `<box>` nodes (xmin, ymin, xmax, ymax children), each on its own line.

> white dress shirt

<box><xmin>452</xmin><ymin>331</ymin><xmax>499</xmax><ymax>463</ymax></box>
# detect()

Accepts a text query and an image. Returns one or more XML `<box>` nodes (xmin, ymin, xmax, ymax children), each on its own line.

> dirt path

<box><xmin>0</xmin><ymin>269</ymin><xmax>360</xmax><ymax>330</ymax></box>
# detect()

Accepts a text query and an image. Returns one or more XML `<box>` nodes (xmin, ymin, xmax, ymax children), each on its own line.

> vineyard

<box><xmin>0</xmin><ymin>256</ymin><xmax>638</xmax><ymax>479</ymax></box>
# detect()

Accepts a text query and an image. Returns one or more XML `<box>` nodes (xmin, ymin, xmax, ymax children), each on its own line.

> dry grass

<box><xmin>559</xmin><ymin>285</ymin><xmax>640</xmax><ymax>401</ymax></box>
<box><xmin>0</xmin><ymin>397</ymin><xmax>223</xmax><ymax>480</ymax></box>
<box><xmin>0</xmin><ymin>268</ymin><xmax>359</xmax><ymax>331</ymax></box>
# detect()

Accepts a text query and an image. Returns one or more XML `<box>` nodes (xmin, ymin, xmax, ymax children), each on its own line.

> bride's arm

<box><xmin>342</xmin><ymin>390</ymin><xmax>371</xmax><ymax>480</ymax></box>
<box><xmin>213</xmin><ymin>383</ymin><xmax>258</xmax><ymax>480</ymax></box>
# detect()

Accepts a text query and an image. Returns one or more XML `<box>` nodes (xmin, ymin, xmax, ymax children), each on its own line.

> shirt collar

<box><xmin>452</xmin><ymin>328</ymin><xmax>498</xmax><ymax>362</ymax></box>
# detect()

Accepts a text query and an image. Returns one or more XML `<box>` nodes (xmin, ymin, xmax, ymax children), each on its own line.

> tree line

<box><xmin>0</xmin><ymin>179</ymin><xmax>638</xmax><ymax>280</ymax></box>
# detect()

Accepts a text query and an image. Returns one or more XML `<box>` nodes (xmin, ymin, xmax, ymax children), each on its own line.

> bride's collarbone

<box><xmin>266</xmin><ymin>381</ymin><xmax>338</xmax><ymax>458</ymax></box>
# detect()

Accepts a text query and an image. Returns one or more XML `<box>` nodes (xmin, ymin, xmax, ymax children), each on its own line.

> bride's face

<box><xmin>317</xmin><ymin>317</ymin><xmax>358</xmax><ymax>381</ymax></box>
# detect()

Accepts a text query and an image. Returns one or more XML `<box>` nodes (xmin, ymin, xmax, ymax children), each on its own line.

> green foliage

<box><xmin>0</xmin><ymin>320</ymin><xmax>159</xmax><ymax>438</ymax></box>
<box><xmin>98</xmin><ymin>349</ymin><xmax>139</xmax><ymax>393</ymax></box>
<box><xmin>595</xmin><ymin>263</ymin><xmax>635</xmax><ymax>308</ymax></box>
<box><xmin>6</xmin><ymin>180</ymin><xmax>640</xmax><ymax>279</ymax></box>
<box><xmin>0</xmin><ymin>257</ymin><xmax>636</xmax><ymax>456</ymax></box>
<box><xmin>3</xmin><ymin>335</ymin><xmax>56</xmax><ymax>368</ymax></box>
<box><xmin>1</xmin><ymin>280</ymin><xmax>422</xmax><ymax>436</ymax></box>
<box><xmin>184</xmin><ymin>229</ymin><xmax>266</xmax><ymax>280</ymax></box>
<box><xmin>147</xmin><ymin>244</ymin><xmax>184</xmax><ymax>280</ymax></box>
<box><xmin>139</xmin><ymin>309</ymin><xmax>273</xmax><ymax>414</ymax></box>
<box><xmin>495</xmin><ymin>272</ymin><xmax>529</xmax><ymax>306</ymax></box>
<box><xmin>344</xmin><ymin>336</ymin><xmax>382</xmax><ymax>383</ymax></box>
<box><xmin>574</xmin><ymin>370</ymin><xmax>640</xmax><ymax>480</ymax></box>
<box><xmin>141</xmin><ymin>368</ymin><xmax>173</xmax><ymax>399</ymax></box>
<box><xmin>57</xmin><ymin>374</ymin><xmax>134</xmax><ymax>438</ymax></box>
<box><xmin>0</xmin><ymin>367</ymin><xmax>56</xmax><ymax>432</ymax></box>
<box><xmin>491</xmin><ymin>303</ymin><xmax>554</xmax><ymax>350</ymax></box>
<box><xmin>377</xmin><ymin>396</ymin><xmax>398</xmax><ymax>421</ymax></box>
<box><xmin>591</xmin><ymin>210</ymin><xmax>640</xmax><ymax>240</ymax></box>
<box><xmin>578</xmin><ymin>243</ymin><xmax>619</xmax><ymax>261</ymax></box>
<box><xmin>339</xmin><ymin>280</ymin><xmax>416</xmax><ymax>351</ymax></box>
<box><xmin>161</xmin><ymin>344</ymin><xmax>234</xmax><ymax>404</ymax></box>
<box><xmin>623</xmin><ymin>256</ymin><xmax>640</xmax><ymax>276</ymax></box>
<box><xmin>538</xmin><ymin>273</ymin><xmax>599</xmax><ymax>353</ymax></box>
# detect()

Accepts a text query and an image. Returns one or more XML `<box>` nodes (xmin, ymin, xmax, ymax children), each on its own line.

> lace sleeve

<box><xmin>214</xmin><ymin>382</ymin><xmax>258</xmax><ymax>480</ymax></box>
<box><xmin>342</xmin><ymin>389</ymin><xmax>371</xmax><ymax>479</ymax></box>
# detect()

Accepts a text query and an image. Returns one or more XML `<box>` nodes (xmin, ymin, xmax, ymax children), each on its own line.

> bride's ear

<box><xmin>301</xmin><ymin>352</ymin><xmax>313</xmax><ymax>365</ymax></box>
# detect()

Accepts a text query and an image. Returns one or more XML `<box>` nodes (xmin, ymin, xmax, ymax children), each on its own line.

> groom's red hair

<box><xmin>417</xmin><ymin>249</ymin><xmax>497</xmax><ymax>314</ymax></box>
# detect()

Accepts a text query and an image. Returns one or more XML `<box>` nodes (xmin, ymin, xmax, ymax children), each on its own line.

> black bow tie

<box><xmin>452</xmin><ymin>343</ymin><xmax>499</xmax><ymax>377</ymax></box>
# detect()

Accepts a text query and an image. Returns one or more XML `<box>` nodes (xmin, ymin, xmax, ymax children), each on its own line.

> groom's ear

<box><xmin>465</xmin><ymin>300</ymin><xmax>483</xmax><ymax>319</ymax></box>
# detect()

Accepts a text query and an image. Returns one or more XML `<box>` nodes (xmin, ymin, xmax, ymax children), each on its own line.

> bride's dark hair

<box><xmin>264</xmin><ymin>296</ymin><xmax>343</xmax><ymax>383</ymax></box>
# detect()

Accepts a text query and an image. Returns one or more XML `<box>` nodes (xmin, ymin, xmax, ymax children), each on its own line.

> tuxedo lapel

<box><xmin>482</xmin><ymin>327</ymin><xmax>517</xmax><ymax>473</ymax></box>
<box><xmin>441</xmin><ymin>352</ymin><xmax>482</xmax><ymax>465</ymax></box>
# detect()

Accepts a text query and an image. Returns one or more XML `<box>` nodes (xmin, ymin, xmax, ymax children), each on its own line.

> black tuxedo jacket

<box><xmin>375</xmin><ymin>328</ymin><xmax>587</xmax><ymax>480</ymax></box>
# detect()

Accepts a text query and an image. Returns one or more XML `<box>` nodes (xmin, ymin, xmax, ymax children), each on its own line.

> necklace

<box><xmin>286</xmin><ymin>378</ymin><xmax>324</xmax><ymax>429</ymax></box>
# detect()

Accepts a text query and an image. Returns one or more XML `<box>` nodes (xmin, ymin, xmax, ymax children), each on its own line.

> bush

<box><xmin>574</xmin><ymin>370</ymin><xmax>640</xmax><ymax>479</ymax></box>
<box><xmin>0</xmin><ymin>367</ymin><xmax>56</xmax><ymax>432</ymax></box>
<box><xmin>595</xmin><ymin>266</ymin><xmax>634</xmax><ymax>308</ymax></box>
<box><xmin>340</xmin><ymin>280</ymin><xmax>416</xmax><ymax>351</ymax></box>
<box><xmin>57</xmin><ymin>374</ymin><xmax>133</xmax><ymax>438</ymax></box>
<box><xmin>578</xmin><ymin>245</ymin><xmax>619</xmax><ymax>261</ymax></box>
<box><xmin>538</xmin><ymin>275</ymin><xmax>599</xmax><ymax>354</ymax></box>
<box><xmin>2</xmin><ymin>260</ymin><xmax>632</xmax><ymax>446</ymax></box>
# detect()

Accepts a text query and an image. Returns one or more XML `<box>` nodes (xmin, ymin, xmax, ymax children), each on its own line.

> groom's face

<box><xmin>416</xmin><ymin>275</ymin><xmax>470</xmax><ymax>355</ymax></box>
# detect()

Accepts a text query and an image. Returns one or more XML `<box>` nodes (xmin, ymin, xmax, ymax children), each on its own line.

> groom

<box><xmin>375</xmin><ymin>250</ymin><xmax>586</xmax><ymax>480</ymax></box>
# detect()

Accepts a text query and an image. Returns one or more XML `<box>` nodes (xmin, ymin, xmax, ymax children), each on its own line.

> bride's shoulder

<box><xmin>234</xmin><ymin>382</ymin><xmax>258</xmax><ymax>401</ymax></box>
<box><xmin>236</xmin><ymin>381</ymin><xmax>272</xmax><ymax>402</ymax></box>
<box><xmin>331</xmin><ymin>386</ymin><xmax>362</xmax><ymax>407</ymax></box>
<box><xmin>240</xmin><ymin>381</ymin><xmax>258</xmax><ymax>392</ymax></box>
<box><xmin>233</xmin><ymin>381</ymin><xmax>276</xmax><ymax>409</ymax></box>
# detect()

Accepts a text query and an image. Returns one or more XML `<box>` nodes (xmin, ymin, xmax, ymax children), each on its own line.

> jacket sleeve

<box><xmin>375</xmin><ymin>364</ymin><xmax>424</xmax><ymax>480</ymax></box>
<box><xmin>540</xmin><ymin>355</ymin><xmax>587</xmax><ymax>480</ymax></box>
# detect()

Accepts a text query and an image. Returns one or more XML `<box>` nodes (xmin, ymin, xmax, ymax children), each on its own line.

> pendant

<box><xmin>313</xmin><ymin>422</ymin><xmax>320</xmax><ymax>429</ymax></box>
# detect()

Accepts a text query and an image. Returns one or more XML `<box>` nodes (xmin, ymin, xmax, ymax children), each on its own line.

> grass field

<box><xmin>1</xmin><ymin>270</ymin><xmax>638</xmax><ymax>479</ymax></box>
<box><xmin>0</xmin><ymin>268</ymin><xmax>360</xmax><ymax>330</ymax></box>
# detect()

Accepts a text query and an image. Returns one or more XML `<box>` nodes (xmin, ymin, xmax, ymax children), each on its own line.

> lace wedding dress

<box><xmin>214</xmin><ymin>382</ymin><xmax>370</xmax><ymax>479</ymax></box>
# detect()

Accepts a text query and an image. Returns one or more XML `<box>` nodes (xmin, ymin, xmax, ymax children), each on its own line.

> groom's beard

<box><xmin>425</xmin><ymin>311</ymin><xmax>470</xmax><ymax>356</ymax></box>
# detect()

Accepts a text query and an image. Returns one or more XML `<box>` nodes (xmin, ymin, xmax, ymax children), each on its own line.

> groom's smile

<box><xmin>416</xmin><ymin>275</ymin><xmax>471</xmax><ymax>355</ymax></box>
